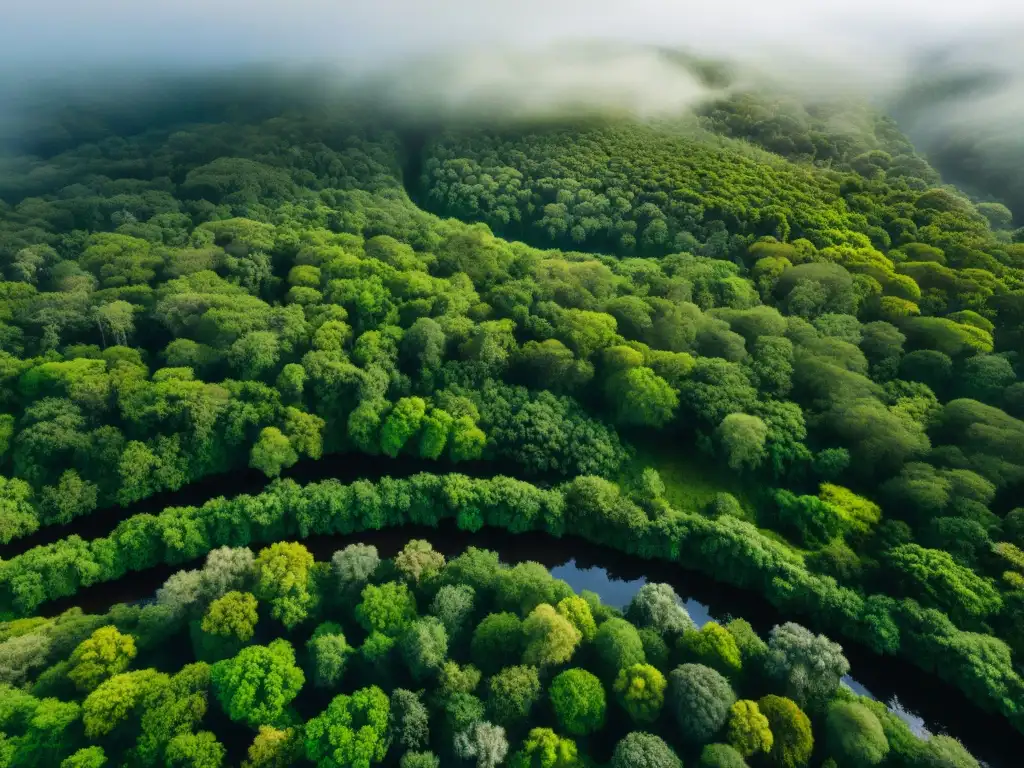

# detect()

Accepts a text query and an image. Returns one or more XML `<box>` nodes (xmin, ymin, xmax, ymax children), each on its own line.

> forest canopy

<box><xmin>0</xmin><ymin>53</ymin><xmax>1021</xmax><ymax>767</ymax></box>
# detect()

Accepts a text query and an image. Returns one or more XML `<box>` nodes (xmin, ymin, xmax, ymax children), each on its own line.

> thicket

<box><xmin>0</xmin><ymin>539</ymin><xmax>981</xmax><ymax>768</ymax></box>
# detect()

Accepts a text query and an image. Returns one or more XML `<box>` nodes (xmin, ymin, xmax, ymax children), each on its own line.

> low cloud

<box><xmin>2</xmin><ymin>0</ymin><xmax>1024</xmax><ymax>206</ymax></box>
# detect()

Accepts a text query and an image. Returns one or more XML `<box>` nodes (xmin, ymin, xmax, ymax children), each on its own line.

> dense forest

<box><xmin>0</xmin><ymin>59</ymin><xmax>1023</xmax><ymax>767</ymax></box>
<box><xmin>0</xmin><ymin>539</ymin><xmax>979</xmax><ymax>768</ymax></box>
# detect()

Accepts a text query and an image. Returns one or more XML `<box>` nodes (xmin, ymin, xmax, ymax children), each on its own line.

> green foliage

<box><xmin>595</xmin><ymin>618</ymin><xmax>647</xmax><ymax>678</ymax></box>
<box><xmin>304</xmin><ymin>686</ymin><xmax>390</xmax><ymax>768</ymax></box>
<box><xmin>550</xmin><ymin>668</ymin><xmax>606</xmax><ymax>735</ymax></box>
<box><xmin>522</xmin><ymin>603</ymin><xmax>581</xmax><ymax>667</ymax></box>
<box><xmin>487</xmin><ymin>665</ymin><xmax>541</xmax><ymax>726</ymax></box>
<box><xmin>165</xmin><ymin>731</ymin><xmax>226</xmax><ymax>768</ymax></box>
<box><xmin>698</xmin><ymin>743</ymin><xmax>749</xmax><ymax>768</ymax></box>
<box><xmin>765</xmin><ymin>623</ymin><xmax>849</xmax><ymax>707</ymax></box>
<box><xmin>825</xmin><ymin>702</ymin><xmax>889</xmax><ymax>768</ymax></box>
<box><xmin>68</xmin><ymin>626</ymin><xmax>136</xmax><ymax>692</ymax></box>
<box><xmin>306</xmin><ymin>623</ymin><xmax>350</xmax><ymax>689</ymax></box>
<box><xmin>614</xmin><ymin>663</ymin><xmax>666</xmax><ymax>724</ymax></box>
<box><xmin>211</xmin><ymin>639</ymin><xmax>304</xmax><ymax>728</ymax></box>
<box><xmin>254</xmin><ymin>542</ymin><xmax>315</xmax><ymax>628</ymax></box>
<box><xmin>668</xmin><ymin>663</ymin><xmax>736</xmax><ymax>743</ymax></box>
<box><xmin>626</xmin><ymin>584</ymin><xmax>695</xmax><ymax>638</ymax></box>
<box><xmin>472</xmin><ymin>613</ymin><xmax>524</xmax><ymax>674</ymax></box>
<box><xmin>726</xmin><ymin>700</ymin><xmax>774</xmax><ymax>758</ymax></box>
<box><xmin>758</xmin><ymin>695</ymin><xmax>813</xmax><ymax>768</ymax></box>
<box><xmin>357</xmin><ymin>582</ymin><xmax>417</xmax><ymax>636</ymax></box>
<box><xmin>610</xmin><ymin>732</ymin><xmax>682</xmax><ymax>768</ymax></box>
<box><xmin>400</xmin><ymin>617</ymin><xmax>449</xmax><ymax>682</ymax></box>
<box><xmin>680</xmin><ymin>622</ymin><xmax>743</xmax><ymax>677</ymax></box>
<box><xmin>508</xmin><ymin>727</ymin><xmax>579</xmax><ymax>768</ymax></box>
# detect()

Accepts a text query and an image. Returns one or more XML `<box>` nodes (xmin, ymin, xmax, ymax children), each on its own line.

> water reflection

<box><xmin>552</xmin><ymin>559</ymin><xmax>934</xmax><ymax>738</ymax></box>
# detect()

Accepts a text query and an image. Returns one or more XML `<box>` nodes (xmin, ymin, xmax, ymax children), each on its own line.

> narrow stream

<box><xmin>41</xmin><ymin>524</ymin><xmax>1018</xmax><ymax>767</ymax></box>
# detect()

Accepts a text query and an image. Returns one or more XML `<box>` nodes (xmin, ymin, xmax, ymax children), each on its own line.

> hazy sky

<box><xmin>3</xmin><ymin>0</ymin><xmax>1020</xmax><ymax>80</ymax></box>
<box><xmin>2</xmin><ymin>0</ymin><xmax>1023</xmax><ymax>169</ymax></box>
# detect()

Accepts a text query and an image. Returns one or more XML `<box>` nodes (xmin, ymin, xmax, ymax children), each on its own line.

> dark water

<box><xmin>42</xmin><ymin>524</ymin><xmax>1018</xmax><ymax>766</ymax></box>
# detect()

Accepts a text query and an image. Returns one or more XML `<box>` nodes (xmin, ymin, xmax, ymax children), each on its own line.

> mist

<box><xmin>3</xmin><ymin>0</ymin><xmax>1024</xmax><ymax>207</ymax></box>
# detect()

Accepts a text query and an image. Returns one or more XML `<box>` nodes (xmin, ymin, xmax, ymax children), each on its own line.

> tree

<box><xmin>610</xmin><ymin>732</ymin><xmax>682</xmax><ymax>768</ymax></box>
<box><xmin>165</xmin><ymin>732</ymin><xmax>226</xmax><ymax>768</ymax></box>
<box><xmin>381</xmin><ymin>397</ymin><xmax>427</xmax><ymax>457</ymax></box>
<box><xmin>250</xmin><ymin>427</ymin><xmax>298</xmax><ymax>478</ymax></box>
<box><xmin>764</xmin><ymin>623</ymin><xmax>849</xmax><ymax>708</ymax></box>
<box><xmin>471</xmin><ymin>613</ymin><xmax>524</xmax><ymax>674</ymax></box>
<box><xmin>883</xmin><ymin>544</ymin><xmax>1002</xmax><ymax>626</ymax></box>
<box><xmin>304</xmin><ymin>686</ymin><xmax>390</xmax><ymax>768</ymax></box>
<box><xmin>357</xmin><ymin>582</ymin><xmax>417</xmax><ymax>636</ymax></box>
<box><xmin>613</xmin><ymin>663</ymin><xmax>666</xmax><ymax>724</ymax></box>
<box><xmin>626</xmin><ymin>584</ymin><xmax>695</xmax><ymax>638</ymax></box>
<box><xmin>211</xmin><ymin>639</ymin><xmax>305</xmax><ymax>728</ymax></box>
<box><xmin>549</xmin><ymin>668</ymin><xmax>606</xmax><ymax>735</ymax></box>
<box><xmin>487</xmin><ymin>665</ymin><xmax>541</xmax><ymax>726</ymax></box>
<box><xmin>94</xmin><ymin>301</ymin><xmax>135</xmax><ymax>347</ymax></box>
<box><xmin>60</xmin><ymin>747</ymin><xmax>108</xmax><ymax>768</ymax></box>
<box><xmin>825</xmin><ymin>702</ymin><xmax>888</xmax><ymax>768</ymax></box>
<box><xmin>254</xmin><ymin>542</ymin><xmax>315</xmax><ymax>628</ymax></box>
<box><xmin>401</xmin><ymin>753</ymin><xmax>440</xmax><ymax>768</ymax></box>
<box><xmin>241</xmin><ymin>726</ymin><xmax>301</xmax><ymax>768</ymax></box>
<box><xmin>68</xmin><ymin>626</ymin><xmax>137</xmax><ymax>692</ymax></box>
<box><xmin>758</xmin><ymin>695</ymin><xmax>813</xmax><ymax>768</ymax></box>
<box><xmin>419</xmin><ymin>408</ymin><xmax>454</xmax><ymax>459</ymax></box>
<box><xmin>201</xmin><ymin>591</ymin><xmax>259</xmax><ymax>643</ymax></box>
<box><xmin>556</xmin><ymin>596</ymin><xmax>598</xmax><ymax>642</ymax></box>
<box><xmin>594</xmin><ymin>618</ymin><xmax>646</xmax><ymax>678</ymax></box>
<box><xmin>332</xmin><ymin>544</ymin><xmax>380</xmax><ymax>598</ymax></box>
<box><xmin>605</xmin><ymin>366</ymin><xmax>678</xmax><ymax>427</ymax></box>
<box><xmin>390</xmin><ymin>688</ymin><xmax>430</xmax><ymax>751</ymax></box>
<box><xmin>39</xmin><ymin>470</ymin><xmax>97</xmax><ymax>525</ymax></box>
<box><xmin>726</xmin><ymin>700</ymin><xmax>773</xmax><ymax>758</ymax></box>
<box><xmin>507</xmin><ymin>727</ymin><xmax>580</xmax><ymax>768</ymax></box>
<box><xmin>400</xmin><ymin>617</ymin><xmax>449</xmax><ymax>682</ymax></box>
<box><xmin>449</xmin><ymin>415</ymin><xmax>486</xmax><ymax>462</ymax></box>
<box><xmin>0</xmin><ymin>475</ymin><xmax>38</xmax><ymax>544</ymax></box>
<box><xmin>698</xmin><ymin>744</ymin><xmax>749</xmax><ymax>768</ymax></box>
<box><xmin>229</xmin><ymin>331</ymin><xmax>281</xmax><ymax>380</ymax></box>
<box><xmin>455</xmin><ymin>721</ymin><xmax>509</xmax><ymax>768</ymax></box>
<box><xmin>717</xmin><ymin>413</ymin><xmax>769</xmax><ymax>470</ymax></box>
<box><xmin>522</xmin><ymin>603</ymin><xmax>582</xmax><ymax>667</ymax></box>
<box><xmin>431</xmin><ymin>584</ymin><xmax>476</xmax><ymax>641</ymax></box>
<box><xmin>394</xmin><ymin>539</ymin><xmax>446</xmax><ymax>584</ymax></box>
<box><xmin>679</xmin><ymin>623</ymin><xmax>742</xmax><ymax>677</ymax></box>
<box><xmin>773</xmin><ymin>490</ymin><xmax>845</xmax><ymax>548</ymax></box>
<box><xmin>81</xmin><ymin>669</ymin><xmax>166</xmax><ymax>738</ymax></box>
<box><xmin>668</xmin><ymin>663</ymin><xmax>736</xmax><ymax>743</ymax></box>
<box><xmin>306</xmin><ymin>623</ymin><xmax>350</xmax><ymax>688</ymax></box>
<box><xmin>0</xmin><ymin>632</ymin><xmax>51</xmax><ymax>686</ymax></box>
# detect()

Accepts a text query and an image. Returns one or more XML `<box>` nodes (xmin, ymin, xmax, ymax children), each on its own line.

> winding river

<box><xmin>40</xmin><ymin>522</ymin><xmax>1018</xmax><ymax>767</ymax></box>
